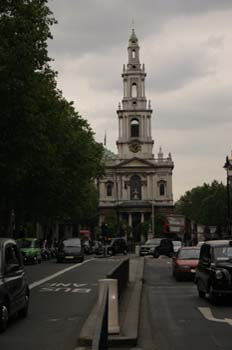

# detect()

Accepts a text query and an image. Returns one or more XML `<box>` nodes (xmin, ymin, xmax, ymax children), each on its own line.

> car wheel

<box><xmin>197</xmin><ymin>282</ymin><xmax>205</xmax><ymax>298</ymax></box>
<box><xmin>108</xmin><ymin>249</ymin><xmax>113</xmax><ymax>256</ymax></box>
<box><xmin>18</xmin><ymin>294</ymin><xmax>29</xmax><ymax>318</ymax></box>
<box><xmin>0</xmin><ymin>303</ymin><xmax>9</xmax><ymax>333</ymax></box>
<box><xmin>209</xmin><ymin>285</ymin><xmax>218</xmax><ymax>305</ymax></box>
<box><xmin>123</xmin><ymin>249</ymin><xmax>127</xmax><ymax>255</ymax></box>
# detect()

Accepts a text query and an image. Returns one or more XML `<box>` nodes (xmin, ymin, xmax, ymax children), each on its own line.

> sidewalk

<box><xmin>77</xmin><ymin>255</ymin><xmax>144</xmax><ymax>349</ymax></box>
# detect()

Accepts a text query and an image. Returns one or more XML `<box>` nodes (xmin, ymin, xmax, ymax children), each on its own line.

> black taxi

<box><xmin>195</xmin><ymin>240</ymin><xmax>232</xmax><ymax>304</ymax></box>
<box><xmin>0</xmin><ymin>238</ymin><xmax>29</xmax><ymax>332</ymax></box>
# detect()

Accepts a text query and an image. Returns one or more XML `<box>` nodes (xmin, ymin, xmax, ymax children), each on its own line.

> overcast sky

<box><xmin>48</xmin><ymin>0</ymin><xmax>232</xmax><ymax>201</ymax></box>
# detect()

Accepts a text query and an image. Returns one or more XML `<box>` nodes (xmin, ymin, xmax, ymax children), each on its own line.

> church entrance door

<box><xmin>132</xmin><ymin>213</ymin><xmax>141</xmax><ymax>242</ymax></box>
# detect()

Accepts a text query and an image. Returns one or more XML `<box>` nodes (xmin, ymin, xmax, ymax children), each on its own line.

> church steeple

<box><xmin>116</xmin><ymin>30</ymin><xmax>154</xmax><ymax>160</ymax></box>
<box><xmin>127</xmin><ymin>29</ymin><xmax>140</xmax><ymax>70</ymax></box>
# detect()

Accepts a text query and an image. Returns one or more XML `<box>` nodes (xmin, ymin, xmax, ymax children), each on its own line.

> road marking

<box><xmin>39</xmin><ymin>282</ymin><xmax>91</xmax><ymax>294</ymax></box>
<box><xmin>198</xmin><ymin>307</ymin><xmax>232</xmax><ymax>326</ymax></box>
<box><xmin>29</xmin><ymin>259</ymin><xmax>94</xmax><ymax>290</ymax></box>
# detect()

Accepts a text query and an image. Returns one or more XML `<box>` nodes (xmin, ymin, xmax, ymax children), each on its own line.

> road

<box><xmin>138</xmin><ymin>257</ymin><xmax>232</xmax><ymax>350</ymax></box>
<box><xmin>0</xmin><ymin>257</ymin><xmax>119</xmax><ymax>350</ymax></box>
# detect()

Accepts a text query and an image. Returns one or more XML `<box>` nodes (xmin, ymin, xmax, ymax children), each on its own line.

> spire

<box><xmin>158</xmin><ymin>147</ymin><xmax>163</xmax><ymax>160</ymax></box>
<box><xmin>129</xmin><ymin>28</ymin><xmax>138</xmax><ymax>44</ymax></box>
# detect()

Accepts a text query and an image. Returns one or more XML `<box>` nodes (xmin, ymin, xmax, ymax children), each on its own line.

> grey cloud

<box><xmin>154</xmin><ymin>86</ymin><xmax>232</xmax><ymax>131</ymax></box>
<box><xmin>148</xmin><ymin>48</ymin><xmax>215</xmax><ymax>93</ymax></box>
<box><xmin>48</xmin><ymin>0</ymin><xmax>232</xmax><ymax>57</ymax></box>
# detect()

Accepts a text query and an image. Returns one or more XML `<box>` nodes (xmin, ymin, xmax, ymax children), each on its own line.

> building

<box><xmin>98</xmin><ymin>29</ymin><xmax>174</xmax><ymax>241</ymax></box>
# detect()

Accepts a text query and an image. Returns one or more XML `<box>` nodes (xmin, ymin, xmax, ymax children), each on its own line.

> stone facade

<box><xmin>98</xmin><ymin>29</ymin><xmax>174</xmax><ymax>241</ymax></box>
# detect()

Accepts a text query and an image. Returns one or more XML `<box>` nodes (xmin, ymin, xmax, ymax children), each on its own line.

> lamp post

<box><xmin>151</xmin><ymin>201</ymin><xmax>155</xmax><ymax>237</ymax></box>
<box><xmin>224</xmin><ymin>154</ymin><xmax>232</xmax><ymax>237</ymax></box>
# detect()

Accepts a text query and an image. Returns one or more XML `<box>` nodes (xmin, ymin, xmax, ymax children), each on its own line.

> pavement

<box><xmin>77</xmin><ymin>255</ymin><xmax>144</xmax><ymax>349</ymax></box>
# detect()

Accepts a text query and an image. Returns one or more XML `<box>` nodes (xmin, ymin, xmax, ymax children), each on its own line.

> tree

<box><xmin>0</xmin><ymin>1</ymin><xmax>104</xmax><ymax>235</ymax></box>
<box><xmin>175</xmin><ymin>181</ymin><xmax>228</xmax><ymax>226</ymax></box>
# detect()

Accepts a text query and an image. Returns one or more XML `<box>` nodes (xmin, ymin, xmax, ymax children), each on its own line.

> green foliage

<box><xmin>0</xmin><ymin>0</ymin><xmax>104</xmax><ymax>234</ymax></box>
<box><xmin>175</xmin><ymin>181</ymin><xmax>228</xmax><ymax>226</ymax></box>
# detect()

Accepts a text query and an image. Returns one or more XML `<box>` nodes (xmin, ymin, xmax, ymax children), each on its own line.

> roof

<box><xmin>203</xmin><ymin>240</ymin><xmax>232</xmax><ymax>247</ymax></box>
<box><xmin>103</xmin><ymin>148</ymin><xmax>117</xmax><ymax>161</ymax></box>
<box><xmin>0</xmin><ymin>238</ymin><xmax>16</xmax><ymax>245</ymax></box>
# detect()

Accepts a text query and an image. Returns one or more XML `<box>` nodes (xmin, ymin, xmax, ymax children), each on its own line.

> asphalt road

<box><xmin>138</xmin><ymin>257</ymin><xmax>232</xmax><ymax>350</ymax></box>
<box><xmin>0</xmin><ymin>257</ymin><xmax>119</xmax><ymax>350</ymax></box>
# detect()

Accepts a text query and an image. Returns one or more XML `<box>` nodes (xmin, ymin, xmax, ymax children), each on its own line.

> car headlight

<box><xmin>215</xmin><ymin>270</ymin><xmax>223</xmax><ymax>279</ymax></box>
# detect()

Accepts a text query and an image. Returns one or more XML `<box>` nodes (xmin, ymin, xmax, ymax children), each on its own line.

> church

<box><xmin>98</xmin><ymin>29</ymin><xmax>174</xmax><ymax>241</ymax></box>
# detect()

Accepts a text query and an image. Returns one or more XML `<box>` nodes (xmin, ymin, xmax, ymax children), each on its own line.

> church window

<box><xmin>130</xmin><ymin>175</ymin><xmax>142</xmax><ymax>200</ymax></box>
<box><xmin>131</xmin><ymin>119</ymin><xmax>139</xmax><ymax>137</ymax></box>
<box><xmin>131</xmin><ymin>83</ymin><xmax>137</xmax><ymax>97</ymax></box>
<box><xmin>132</xmin><ymin>50</ymin><xmax>136</xmax><ymax>59</ymax></box>
<box><xmin>106</xmin><ymin>182</ymin><xmax>113</xmax><ymax>196</ymax></box>
<box><xmin>159</xmin><ymin>182</ymin><xmax>166</xmax><ymax>196</ymax></box>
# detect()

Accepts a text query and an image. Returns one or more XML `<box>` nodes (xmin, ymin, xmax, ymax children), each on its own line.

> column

<box><xmin>128</xmin><ymin>213</ymin><xmax>132</xmax><ymax>227</ymax></box>
<box><xmin>141</xmin><ymin>212</ymin><xmax>144</xmax><ymax>223</ymax></box>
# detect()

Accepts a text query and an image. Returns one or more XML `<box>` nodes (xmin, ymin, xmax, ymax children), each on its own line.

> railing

<box><xmin>92</xmin><ymin>285</ymin><xmax>109</xmax><ymax>350</ymax></box>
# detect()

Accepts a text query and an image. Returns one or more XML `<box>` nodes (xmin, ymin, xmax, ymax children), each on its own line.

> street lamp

<box><xmin>223</xmin><ymin>154</ymin><xmax>232</xmax><ymax>237</ymax></box>
<box><xmin>151</xmin><ymin>201</ymin><xmax>155</xmax><ymax>237</ymax></box>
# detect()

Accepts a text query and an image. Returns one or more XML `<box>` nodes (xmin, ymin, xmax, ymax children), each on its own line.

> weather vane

<box><xmin>132</xmin><ymin>17</ymin><xmax>135</xmax><ymax>30</ymax></box>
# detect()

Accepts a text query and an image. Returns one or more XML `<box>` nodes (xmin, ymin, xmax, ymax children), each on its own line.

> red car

<box><xmin>172</xmin><ymin>247</ymin><xmax>200</xmax><ymax>281</ymax></box>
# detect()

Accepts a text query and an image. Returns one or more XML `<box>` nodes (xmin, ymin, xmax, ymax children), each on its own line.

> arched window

<box><xmin>106</xmin><ymin>182</ymin><xmax>113</xmax><ymax>196</ymax></box>
<box><xmin>159</xmin><ymin>182</ymin><xmax>165</xmax><ymax>196</ymax></box>
<box><xmin>131</xmin><ymin>119</ymin><xmax>139</xmax><ymax>137</ymax></box>
<box><xmin>131</xmin><ymin>83</ymin><xmax>137</xmax><ymax>97</ymax></box>
<box><xmin>130</xmin><ymin>175</ymin><xmax>141</xmax><ymax>200</ymax></box>
<box><xmin>132</xmin><ymin>50</ymin><xmax>136</xmax><ymax>59</ymax></box>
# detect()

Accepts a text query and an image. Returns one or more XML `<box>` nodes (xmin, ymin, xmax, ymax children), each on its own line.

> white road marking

<box><xmin>198</xmin><ymin>307</ymin><xmax>232</xmax><ymax>326</ymax></box>
<box><xmin>29</xmin><ymin>259</ymin><xmax>94</xmax><ymax>290</ymax></box>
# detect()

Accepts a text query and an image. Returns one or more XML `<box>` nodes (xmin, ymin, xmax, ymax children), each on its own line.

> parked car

<box><xmin>106</xmin><ymin>238</ymin><xmax>128</xmax><ymax>256</ymax></box>
<box><xmin>0</xmin><ymin>238</ymin><xmax>29</xmax><ymax>332</ymax></box>
<box><xmin>153</xmin><ymin>238</ymin><xmax>174</xmax><ymax>258</ymax></box>
<box><xmin>172</xmin><ymin>240</ymin><xmax>182</xmax><ymax>255</ymax></box>
<box><xmin>16</xmin><ymin>238</ymin><xmax>42</xmax><ymax>264</ymax></box>
<box><xmin>172</xmin><ymin>247</ymin><xmax>200</xmax><ymax>281</ymax></box>
<box><xmin>195</xmin><ymin>240</ymin><xmax>232</xmax><ymax>304</ymax></box>
<box><xmin>56</xmin><ymin>238</ymin><xmax>84</xmax><ymax>263</ymax></box>
<box><xmin>139</xmin><ymin>238</ymin><xmax>162</xmax><ymax>256</ymax></box>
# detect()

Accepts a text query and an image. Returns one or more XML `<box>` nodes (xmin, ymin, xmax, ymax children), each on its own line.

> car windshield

<box><xmin>178</xmin><ymin>249</ymin><xmax>200</xmax><ymax>259</ymax></box>
<box><xmin>17</xmin><ymin>239</ymin><xmax>34</xmax><ymax>248</ymax></box>
<box><xmin>214</xmin><ymin>246</ymin><xmax>232</xmax><ymax>261</ymax></box>
<box><xmin>63</xmin><ymin>239</ymin><xmax>81</xmax><ymax>247</ymax></box>
<box><xmin>145</xmin><ymin>239</ymin><xmax>161</xmax><ymax>245</ymax></box>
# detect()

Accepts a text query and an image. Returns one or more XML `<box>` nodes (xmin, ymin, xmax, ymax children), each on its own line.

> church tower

<box><xmin>117</xmin><ymin>29</ymin><xmax>154</xmax><ymax>159</ymax></box>
<box><xmin>98</xmin><ymin>29</ymin><xmax>174</xmax><ymax>242</ymax></box>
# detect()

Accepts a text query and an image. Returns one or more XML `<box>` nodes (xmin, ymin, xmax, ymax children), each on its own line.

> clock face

<box><xmin>129</xmin><ymin>143</ymin><xmax>141</xmax><ymax>153</ymax></box>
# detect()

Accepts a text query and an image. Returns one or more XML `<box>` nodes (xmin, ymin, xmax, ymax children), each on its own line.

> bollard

<box><xmin>135</xmin><ymin>245</ymin><xmax>140</xmax><ymax>256</ymax></box>
<box><xmin>98</xmin><ymin>279</ymin><xmax>120</xmax><ymax>334</ymax></box>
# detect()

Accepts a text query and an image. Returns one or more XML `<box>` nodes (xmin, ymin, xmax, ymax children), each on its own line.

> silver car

<box><xmin>139</xmin><ymin>238</ymin><xmax>162</xmax><ymax>256</ymax></box>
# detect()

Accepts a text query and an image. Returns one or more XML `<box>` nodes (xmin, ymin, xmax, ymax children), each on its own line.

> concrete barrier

<box><xmin>98</xmin><ymin>279</ymin><xmax>120</xmax><ymax>335</ymax></box>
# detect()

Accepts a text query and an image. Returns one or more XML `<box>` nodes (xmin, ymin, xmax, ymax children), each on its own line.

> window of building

<box><xmin>130</xmin><ymin>175</ymin><xmax>142</xmax><ymax>200</ymax></box>
<box><xmin>159</xmin><ymin>182</ymin><xmax>166</xmax><ymax>196</ymax></box>
<box><xmin>132</xmin><ymin>50</ymin><xmax>136</xmax><ymax>59</ymax></box>
<box><xmin>131</xmin><ymin>83</ymin><xmax>137</xmax><ymax>98</ymax></box>
<box><xmin>106</xmin><ymin>182</ymin><xmax>113</xmax><ymax>196</ymax></box>
<box><xmin>131</xmin><ymin>118</ymin><xmax>139</xmax><ymax>137</ymax></box>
